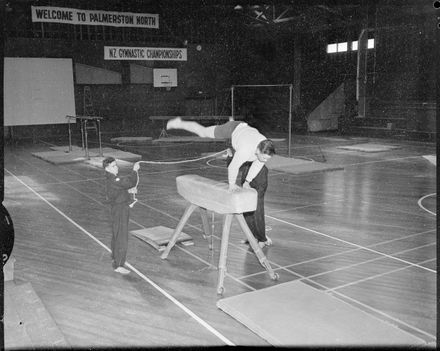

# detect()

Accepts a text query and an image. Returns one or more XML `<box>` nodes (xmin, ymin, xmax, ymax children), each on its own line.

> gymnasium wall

<box><xmin>225</xmin><ymin>1</ymin><xmax>436</xmax><ymax>137</ymax></box>
<box><xmin>4</xmin><ymin>37</ymin><xmax>234</xmax><ymax>141</ymax></box>
<box><xmin>3</xmin><ymin>1</ymin><xmax>435</xmax><ymax>141</ymax></box>
<box><xmin>227</xmin><ymin>28</ymin><xmax>360</xmax><ymax>133</ymax></box>
<box><xmin>269</xmin><ymin>5</ymin><xmax>435</xmax><ymax>137</ymax></box>
<box><xmin>361</xmin><ymin>3</ymin><xmax>436</xmax><ymax>137</ymax></box>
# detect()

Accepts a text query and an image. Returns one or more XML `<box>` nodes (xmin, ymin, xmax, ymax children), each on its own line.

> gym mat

<box><xmin>85</xmin><ymin>157</ymin><xmax>134</xmax><ymax>169</ymax></box>
<box><xmin>49</xmin><ymin>145</ymin><xmax>83</xmax><ymax>152</ymax></box>
<box><xmin>4</xmin><ymin>256</ymin><xmax>15</xmax><ymax>281</ymax></box>
<box><xmin>217</xmin><ymin>280</ymin><xmax>425</xmax><ymax>346</ymax></box>
<box><xmin>49</xmin><ymin>146</ymin><xmax>142</xmax><ymax>160</ymax></box>
<box><xmin>32</xmin><ymin>146</ymin><xmax>141</xmax><ymax>165</ymax></box>
<box><xmin>153</xmin><ymin>136</ymin><xmax>227</xmax><ymax>143</ymax></box>
<box><xmin>265</xmin><ymin>155</ymin><xmax>343</xmax><ymax>174</ymax></box>
<box><xmin>96</xmin><ymin>147</ymin><xmax>142</xmax><ymax>161</ymax></box>
<box><xmin>32</xmin><ymin>149</ymin><xmax>88</xmax><ymax>164</ymax></box>
<box><xmin>337</xmin><ymin>143</ymin><xmax>400</xmax><ymax>152</ymax></box>
<box><xmin>131</xmin><ymin>226</ymin><xmax>193</xmax><ymax>251</ymax></box>
<box><xmin>423</xmin><ymin>155</ymin><xmax>436</xmax><ymax>166</ymax></box>
<box><xmin>4</xmin><ymin>282</ymin><xmax>69</xmax><ymax>349</ymax></box>
<box><xmin>111</xmin><ymin>136</ymin><xmax>153</xmax><ymax>144</ymax></box>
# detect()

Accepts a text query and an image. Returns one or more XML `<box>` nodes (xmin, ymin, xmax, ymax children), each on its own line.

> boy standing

<box><xmin>103</xmin><ymin>157</ymin><xmax>140</xmax><ymax>274</ymax></box>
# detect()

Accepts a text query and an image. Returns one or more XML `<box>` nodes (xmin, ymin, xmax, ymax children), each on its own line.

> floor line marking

<box><xmin>267</xmin><ymin>170</ymin><xmax>341</xmax><ymax>178</ymax></box>
<box><xmin>266</xmin><ymin>214</ymin><xmax>436</xmax><ymax>273</ymax></box>
<box><xmin>17</xmin><ymin>154</ymin><xmax>273</xmax><ymax>272</ymax></box>
<box><xmin>12</xmin><ymin>155</ymin><xmax>262</xmax><ymax>293</ymax></box>
<box><xmin>236</xmin><ymin>249</ymin><xmax>361</xmax><ymax>279</ymax></box>
<box><xmin>15</xmin><ymin>154</ymin><xmax>437</xmax><ymax>282</ymax></box>
<box><xmin>305</xmin><ymin>242</ymin><xmax>436</xmax><ymax>281</ymax></box>
<box><xmin>237</xmin><ymin>233</ymin><xmax>436</xmax><ymax>281</ymax></box>
<box><xmin>39</xmin><ymin>177</ymin><xmax>106</xmax><ymax>186</ymax></box>
<box><xmin>327</xmin><ymin>257</ymin><xmax>436</xmax><ymax>293</ymax></box>
<box><xmin>394</xmin><ymin>242</ymin><xmax>436</xmax><ymax>254</ymax></box>
<box><xmin>14</xmin><ymin>154</ymin><xmax>437</xmax><ymax>275</ymax></box>
<box><xmin>417</xmin><ymin>193</ymin><xmax>436</xmax><ymax>216</ymax></box>
<box><xmin>131</xmin><ymin>197</ymin><xmax>283</xmax><ymax>263</ymax></box>
<box><xmin>236</xmin><ymin>255</ymin><xmax>432</xmax><ymax>342</ymax></box>
<box><xmin>236</xmin><ymin>265</ymin><xmax>298</xmax><ymax>280</ymax></box>
<box><xmin>360</xmin><ymin>199</ymin><xmax>436</xmax><ymax>220</ymax></box>
<box><xmin>343</xmin><ymin>155</ymin><xmax>421</xmax><ymax>167</ymax></box>
<box><xmin>283</xmin><ymin>265</ymin><xmax>434</xmax><ymax>342</ymax></box>
<box><xmin>140</xmin><ymin>165</ymin><xmax>212</xmax><ymax>175</ymax></box>
<box><xmin>358</xmin><ymin>228</ymin><xmax>435</xmax><ymax>248</ymax></box>
<box><xmin>266</xmin><ymin>200</ymin><xmax>343</xmax><ymax>215</ymax></box>
<box><xmin>4</xmin><ymin>168</ymin><xmax>235</xmax><ymax>346</ymax></box>
<box><xmin>174</xmin><ymin>245</ymin><xmax>257</xmax><ymax>292</ymax></box>
<box><xmin>329</xmin><ymin>288</ymin><xmax>436</xmax><ymax>341</ymax></box>
<box><xmin>8</xmin><ymin>146</ymin><xmax>435</xmax><ymax>342</ymax></box>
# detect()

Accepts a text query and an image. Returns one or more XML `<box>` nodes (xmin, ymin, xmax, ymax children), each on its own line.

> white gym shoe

<box><xmin>265</xmin><ymin>235</ymin><xmax>273</xmax><ymax>246</ymax></box>
<box><xmin>166</xmin><ymin>117</ymin><xmax>182</xmax><ymax>130</ymax></box>
<box><xmin>258</xmin><ymin>236</ymin><xmax>273</xmax><ymax>248</ymax></box>
<box><xmin>114</xmin><ymin>266</ymin><xmax>130</xmax><ymax>275</ymax></box>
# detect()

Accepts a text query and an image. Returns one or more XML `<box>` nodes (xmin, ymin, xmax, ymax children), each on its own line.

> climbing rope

<box><xmin>137</xmin><ymin>149</ymin><xmax>228</xmax><ymax>165</ymax></box>
<box><xmin>128</xmin><ymin>148</ymin><xmax>229</xmax><ymax>208</ymax></box>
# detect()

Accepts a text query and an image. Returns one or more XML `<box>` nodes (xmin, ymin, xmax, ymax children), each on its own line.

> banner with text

<box><xmin>31</xmin><ymin>6</ymin><xmax>159</xmax><ymax>28</ymax></box>
<box><xmin>104</xmin><ymin>46</ymin><xmax>187</xmax><ymax>61</ymax></box>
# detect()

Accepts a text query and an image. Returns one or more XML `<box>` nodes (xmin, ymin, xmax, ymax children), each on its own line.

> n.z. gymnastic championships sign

<box><xmin>104</xmin><ymin>46</ymin><xmax>187</xmax><ymax>61</ymax></box>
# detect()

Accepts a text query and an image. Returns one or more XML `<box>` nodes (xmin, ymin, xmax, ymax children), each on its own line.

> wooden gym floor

<box><xmin>3</xmin><ymin>133</ymin><xmax>437</xmax><ymax>347</ymax></box>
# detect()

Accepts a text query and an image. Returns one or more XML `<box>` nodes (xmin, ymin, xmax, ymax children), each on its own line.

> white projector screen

<box><xmin>4</xmin><ymin>57</ymin><xmax>76</xmax><ymax>126</ymax></box>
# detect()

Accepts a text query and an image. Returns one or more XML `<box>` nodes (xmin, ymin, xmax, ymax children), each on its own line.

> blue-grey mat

<box><xmin>153</xmin><ymin>136</ymin><xmax>227</xmax><ymax>143</ymax></box>
<box><xmin>265</xmin><ymin>155</ymin><xmax>343</xmax><ymax>174</ymax></box>
<box><xmin>111</xmin><ymin>136</ymin><xmax>153</xmax><ymax>144</ymax></box>
<box><xmin>337</xmin><ymin>143</ymin><xmax>400</xmax><ymax>152</ymax></box>
<box><xmin>423</xmin><ymin>155</ymin><xmax>436</xmax><ymax>166</ymax></box>
<box><xmin>217</xmin><ymin>280</ymin><xmax>425</xmax><ymax>346</ymax></box>
<box><xmin>32</xmin><ymin>146</ymin><xmax>141</xmax><ymax>165</ymax></box>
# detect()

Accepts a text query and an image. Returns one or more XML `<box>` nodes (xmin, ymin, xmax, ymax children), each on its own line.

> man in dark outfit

<box><xmin>103</xmin><ymin>157</ymin><xmax>140</xmax><ymax>274</ymax></box>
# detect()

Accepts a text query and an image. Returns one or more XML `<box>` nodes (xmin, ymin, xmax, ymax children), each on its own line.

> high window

<box><xmin>327</xmin><ymin>38</ymin><xmax>375</xmax><ymax>53</ymax></box>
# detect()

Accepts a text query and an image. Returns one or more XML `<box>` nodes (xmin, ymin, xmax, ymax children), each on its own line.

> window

<box><xmin>337</xmin><ymin>42</ymin><xmax>348</xmax><ymax>52</ymax></box>
<box><xmin>327</xmin><ymin>43</ymin><xmax>337</xmax><ymax>53</ymax></box>
<box><xmin>350</xmin><ymin>38</ymin><xmax>374</xmax><ymax>51</ymax></box>
<box><xmin>327</xmin><ymin>42</ymin><xmax>348</xmax><ymax>53</ymax></box>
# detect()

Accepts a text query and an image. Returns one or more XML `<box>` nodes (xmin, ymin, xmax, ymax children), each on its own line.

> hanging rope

<box><xmin>128</xmin><ymin>148</ymin><xmax>229</xmax><ymax>208</ymax></box>
<box><xmin>137</xmin><ymin>149</ymin><xmax>228</xmax><ymax>165</ymax></box>
<box><xmin>128</xmin><ymin>169</ymin><xmax>139</xmax><ymax>208</ymax></box>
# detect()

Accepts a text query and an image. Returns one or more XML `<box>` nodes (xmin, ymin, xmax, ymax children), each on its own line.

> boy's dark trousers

<box><xmin>226</xmin><ymin>154</ymin><xmax>268</xmax><ymax>242</ymax></box>
<box><xmin>111</xmin><ymin>203</ymin><xmax>130</xmax><ymax>269</ymax></box>
<box><xmin>239</xmin><ymin>162</ymin><xmax>268</xmax><ymax>242</ymax></box>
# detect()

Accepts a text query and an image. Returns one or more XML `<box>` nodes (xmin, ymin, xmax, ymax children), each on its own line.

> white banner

<box><xmin>104</xmin><ymin>46</ymin><xmax>187</xmax><ymax>61</ymax></box>
<box><xmin>31</xmin><ymin>6</ymin><xmax>159</xmax><ymax>28</ymax></box>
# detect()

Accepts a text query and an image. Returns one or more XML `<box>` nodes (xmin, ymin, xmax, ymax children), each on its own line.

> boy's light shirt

<box><xmin>228</xmin><ymin>123</ymin><xmax>266</xmax><ymax>186</ymax></box>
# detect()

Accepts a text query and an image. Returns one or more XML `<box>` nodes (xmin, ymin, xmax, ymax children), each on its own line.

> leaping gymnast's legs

<box><xmin>167</xmin><ymin>117</ymin><xmax>243</xmax><ymax>140</ymax></box>
<box><xmin>166</xmin><ymin>117</ymin><xmax>216</xmax><ymax>138</ymax></box>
